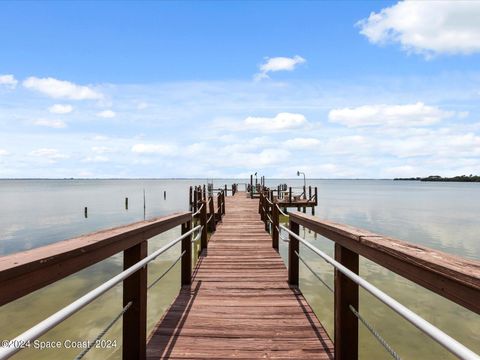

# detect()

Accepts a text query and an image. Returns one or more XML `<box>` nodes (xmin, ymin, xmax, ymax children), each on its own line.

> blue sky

<box><xmin>1</xmin><ymin>0</ymin><xmax>480</xmax><ymax>178</ymax></box>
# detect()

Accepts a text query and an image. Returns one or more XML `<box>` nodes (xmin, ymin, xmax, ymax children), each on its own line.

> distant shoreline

<box><xmin>394</xmin><ymin>175</ymin><xmax>480</xmax><ymax>182</ymax></box>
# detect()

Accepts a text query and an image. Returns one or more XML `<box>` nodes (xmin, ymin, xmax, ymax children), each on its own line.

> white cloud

<box><xmin>131</xmin><ymin>143</ymin><xmax>177</xmax><ymax>155</ymax></box>
<box><xmin>357</xmin><ymin>1</ymin><xmax>480</xmax><ymax>56</ymax></box>
<box><xmin>29</xmin><ymin>148</ymin><xmax>69</xmax><ymax>161</ymax></box>
<box><xmin>96</xmin><ymin>110</ymin><xmax>116</xmax><ymax>118</ymax></box>
<box><xmin>137</xmin><ymin>102</ymin><xmax>148</xmax><ymax>110</ymax></box>
<box><xmin>23</xmin><ymin>77</ymin><xmax>103</xmax><ymax>100</ymax></box>
<box><xmin>0</xmin><ymin>149</ymin><xmax>9</xmax><ymax>156</ymax></box>
<box><xmin>255</xmin><ymin>55</ymin><xmax>306</xmax><ymax>80</ymax></box>
<box><xmin>0</xmin><ymin>74</ymin><xmax>18</xmax><ymax>88</ymax></box>
<box><xmin>285</xmin><ymin>137</ymin><xmax>321</xmax><ymax>149</ymax></box>
<box><xmin>48</xmin><ymin>104</ymin><xmax>73</xmax><ymax>114</ymax></box>
<box><xmin>91</xmin><ymin>146</ymin><xmax>113</xmax><ymax>154</ymax></box>
<box><xmin>328</xmin><ymin>102</ymin><xmax>453</xmax><ymax>127</ymax></box>
<box><xmin>82</xmin><ymin>155</ymin><xmax>109</xmax><ymax>163</ymax></box>
<box><xmin>244</xmin><ymin>112</ymin><xmax>308</xmax><ymax>132</ymax></box>
<box><xmin>32</xmin><ymin>119</ymin><xmax>67</xmax><ymax>129</ymax></box>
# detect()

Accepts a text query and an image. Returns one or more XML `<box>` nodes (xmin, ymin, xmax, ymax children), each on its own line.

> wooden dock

<box><xmin>147</xmin><ymin>192</ymin><xmax>334</xmax><ymax>359</ymax></box>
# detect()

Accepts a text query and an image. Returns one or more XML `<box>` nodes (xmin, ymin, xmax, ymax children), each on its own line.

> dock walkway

<box><xmin>147</xmin><ymin>192</ymin><xmax>333</xmax><ymax>359</ymax></box>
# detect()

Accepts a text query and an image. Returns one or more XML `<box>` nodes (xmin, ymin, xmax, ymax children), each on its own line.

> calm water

<box><xmin>0</xmin><ymin>179</ymin><xmax>478</xmax><ymax>359</ymax></box>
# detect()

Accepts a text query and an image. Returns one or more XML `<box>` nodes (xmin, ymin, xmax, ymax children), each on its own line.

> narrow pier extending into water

<box><xmin>147</xmin><ymin>192</ymin><xmax>333</xmax><ymax>359</ymax></box>
<box><xmin>0</xmin><ymin>182</ymin><xmax>479</xmax><ymax>360</ymax></box>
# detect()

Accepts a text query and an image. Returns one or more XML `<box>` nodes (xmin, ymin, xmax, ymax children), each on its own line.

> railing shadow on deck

<box><xmin>291</xmin><ymin>288</ymin><xmax>334</xmax><ymax>360</ymax></box>
<box><xmin>146</xmin><ymin>281</ymin><xmax>203</xmax><ymax>359</ymax></box>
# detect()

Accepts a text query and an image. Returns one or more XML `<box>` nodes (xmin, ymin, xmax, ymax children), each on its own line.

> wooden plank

<box><xmin>0</xmin><ymin>212</ymin><xmax>191</xmax><ymax>306</ymax></box>
<box><xmin>147</xmin><ymin>192</ymin><xmax>333</xmax><ymax>359</ymax></box>
<box><xmin>289</xmin><ymin>211</ymin><xmax>480</xmax><ymax>315</ymax></box>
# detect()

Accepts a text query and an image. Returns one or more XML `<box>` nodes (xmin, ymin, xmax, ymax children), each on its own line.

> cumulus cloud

<box><xmin>32</xmin><ymin>119</ymin><xmax>67</xmax><ymax>129</ymax></box>
<box><xmin>284</xmin><ymin>138</ymin><xmax>321</xmax><ymax>149</ymax></box>
<box><xmin>23</xmin><ymin>77</ymin><xmax>102</xmax><ymax>100</ymax></box>
<box><xmin>328</xmin><ymin>102</ymin><xmax>453</xmax><ymax>127</ymax></box>
<box><xmin>48</xmin><ymin>104</ymin><xmax>73</xmax><ymax>114</ymax></box>
<box><xmin>255</xmin><ymin>55</ymin><xmax>306</xmax><ymax>80</ymax></box>
<box><xmin>0</xmin><ymin>74</ymin><xmax>18</xmax><ymax>88</ymax></box>
<box><xmin>131</xmin><ymin>143</ymin><xmax>177</xmax><ymax>155</ymax></box>
<box><xmin>96</xmin><ymin>110</ymin><xmax>116</xmax><ymax>118</ymax></box>
<box><xmin>244</xmin><ymin>112</ymin><xmax>308</xmax><ymax>132</ymax></box>
<box><xmin>357</xmin><ymin>1</ymin><xmax>480</xmax><ymax>57</ymax></box>
<box><xmin>0</xmin><ymin>149</ymin><xmax>9</xmax><ymax>156</ymax></box>
<box><xmin>29</xmin><ymin>148</ymin><xmax>69</xmax><ymax>161</ymax></box>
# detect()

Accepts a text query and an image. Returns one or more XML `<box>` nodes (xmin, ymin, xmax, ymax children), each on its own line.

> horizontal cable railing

<box><xmin>280</xmin><ymin>224</ymin><xmax>480</xmax><ymax>360</ymax></box>
<box><xmin>0</xmin><ymin>225</ymin><xmax>201</xmax><ymax>360</ymax></box>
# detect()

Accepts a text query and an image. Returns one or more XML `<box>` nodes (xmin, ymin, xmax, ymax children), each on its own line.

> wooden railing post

<box><xmin>264</xmin><ymin>199</ymin><xmax>269</xmax><ymax>232</ymax></box>
<box><xmin>123</xmin><ymin>241</ymin><xmax>147</xmax><ymax>360</ymax></box>
<box><xmin>189</xmin><ymin>186</ymin><xmax>193</xmax><ymax>211</ymax></box>
<box><xmin>208</xmin><ymin>196</ymin><xmax>216</xmax><ymax>232</ymax></box>
<box><xmin>289</xmin><ymin>187</ymin><xmax>292</xmax><ymax>204</ymax></box>
<box><xmin>193</xmin><ymin>187</ymin><xmax>198</xmax><ymax>213</ymax></box>
<box><xmin>334</xmin><ymin>244</ymin><xmax>359</xmax><ymax>360</ymax></box>
<box><xmin>221</xmin><ymin>190</ymin><xmax>226</xmax><ymax>215</ymax></box>
<box><xmin>272</xmin><ymin>202</ymin><xmax>279</xmax><ymax>251</ymax></box>
<box><xmin>200</xmin><ymin>200</ymin><xmax>208</xmax><ymax>251</ymax></box>
<box><xmin>216</xmin><ymin>193</ymin><xmax>222</xmax><ymax>221</ymax></box>
<box><xmin>181</xmin><ymin>220</ymin><xmax>192</xmax><ymax>286</ymax></box>
<box><xmin>288</xmin><ymin>219</ymin><xmax>299</xmax><ymax>286</ymax></box>
<box><xmin>224</xmin><ymin>184</ymin><xmax>227</xmax><ymax>196</ymax></box>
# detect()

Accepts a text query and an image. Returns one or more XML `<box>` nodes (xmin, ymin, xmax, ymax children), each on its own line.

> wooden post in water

<box><xmin>200</xmin><ymin>200</ymin><xmax>208</xmax><ymax>251</ymax></box>
<box><xmin>181</xmin><ymin>220</ymin><xmax>192</xmax><ymax>286</ymax></box>
<box><xmin>122</xmin><ymin>240</ymin><xmax>147</xmax><ymax>360</ymax></box>
<box><xmin>272</xmin><ymin>200</ymin><xmax>279</xmax><ymax>251</ymax></box>
<box><xmin>84</xmin><ymin>207</ymin><xmax>88</xmax><ymax>218</ymax></box>
<box><xmin>125</xmin><ymin>197</ymin><xmax>128</xmax><ymax>210</ymax></box>
<box><xmin>164</xmin><ymin>190</ymin><xmax>166</xmax><ymax>200</ymax></box>
<box><xmin>288</xmin><ymin>218</ymin><xmax>299</xmax><ymax>286</ymax></box>
<box><xmin>334</xmin><ymin>244</ymin><xmax>359</xmax><ymax>360</ymax></box>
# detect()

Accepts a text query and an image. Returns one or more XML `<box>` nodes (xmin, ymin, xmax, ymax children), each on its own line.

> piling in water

<box><xmin>84</xmin><ymin>207</ymin><xmax>88</xmax><ymax>218</ymax></box>
<box><xmin>164</xmin><ymin>190</ymin><xmax>166</xmax><ymax>200</ymax></box>
<box><xmin>125</xmin><ymin>197</ymin><xmax>128</xmax><ymax>210</ymax></box>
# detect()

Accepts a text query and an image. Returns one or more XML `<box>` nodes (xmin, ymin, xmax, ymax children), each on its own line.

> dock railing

<box><xmin>0</xmin><ymin>184</ymin><xmax>227</xmax><ymax>360</ymax></box>
<box><xmin>262</xmin><ymin>203</ymin><xmax>480</xmax><ymax>360</ymax></box>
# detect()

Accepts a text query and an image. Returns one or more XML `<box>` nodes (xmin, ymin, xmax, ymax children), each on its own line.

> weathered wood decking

<box><xmin>147</xmin><ymin>192</ymin><xmax>333</xmax><ymax>359</ymax></box>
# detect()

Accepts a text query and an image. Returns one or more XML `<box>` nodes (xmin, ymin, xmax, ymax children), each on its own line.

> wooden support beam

<box><xmin>334</xmin><ymin>244</ymin><xmax>359</xmax><ymax>360</ymax></box>
<box><xmin>181</xmin><ymin>220</ymin><xmax>192</xmax><ymax>286</ymax></box>
<box><xmin>208</xmin><ymin>196</ymin><xmax>216</xmax><ymax>232</ymax></box>
<box><xmin>288</xmin><ymin>219</ymin><xmax>299</xmax><ymax>286</ymax></box>
<box><xmin>272</xmin><ymin>201</ymin><xmax>279</xmax><ymax>251</ymax></box>
<box><xmin>123</xmin><ymin>241</ymin><xmax>147</xmax><ymax>360</ymax></box>
<box><xmin>200</xmin><ymin>200</ymin><xmax>208</xmax><ymax>251</ymax></box>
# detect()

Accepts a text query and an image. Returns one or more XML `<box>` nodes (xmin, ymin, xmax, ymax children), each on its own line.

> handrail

<box><xmin>0</xmin><ymin>212</ymin><xmax>192</xmax><ymax>306</ymax></box>
<box><xmin>288</xmin><ymin>211</ymin><xmax>480</xmax><ymax>315</ymax></box>
<box><xmin>281</xmin><ymin>225</ymin><xmax>480</xmax><ymax>360</ymax></box>
<box><xmin>276</xmin><ymin>204</ymin><xmax>289</xmax><ymax>217</ymax></box>
<box><xmin>192</xmin><ymin>203</ymin><xmax>204</xmax><ymax>217</ymax></box>
<box><xmin>0</xmin><ymin>225</ymin><xmax>201</xmax><ymax>360</ymax></box>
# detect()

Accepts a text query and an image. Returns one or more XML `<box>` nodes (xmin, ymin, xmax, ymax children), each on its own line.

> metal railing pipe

<box><xmin>0</xmin><ymin>225</ymin><xmax>201</xmax><ymax>360</ymax></box>
<box><xmin>280</xmin><ymin>225</ymin><xmax>480</xmax><ymax>360</ymax></box>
